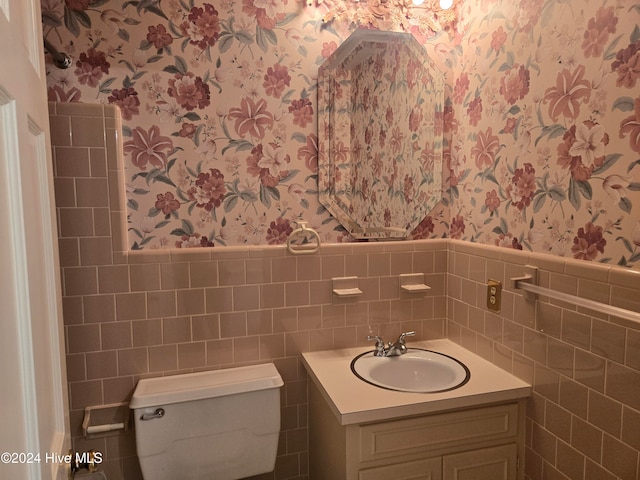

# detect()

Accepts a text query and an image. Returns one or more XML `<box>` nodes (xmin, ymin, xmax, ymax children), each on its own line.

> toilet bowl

<box><xmin>129</xmin><ymin>363</ymin><xmax>283</xmax><ymax>480</ymax></box>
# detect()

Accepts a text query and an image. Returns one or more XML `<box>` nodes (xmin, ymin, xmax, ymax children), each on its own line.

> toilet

<box><xmin>129</xmin><ymin>363</ymin><xmax>283</xmax><ymax>480</ymax></box>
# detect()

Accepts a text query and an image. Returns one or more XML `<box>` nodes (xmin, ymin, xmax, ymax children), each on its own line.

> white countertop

<box><xmin>302</xmin><ymin>338</ymin><xmax>531</xmax><ymax>425</ymax></box>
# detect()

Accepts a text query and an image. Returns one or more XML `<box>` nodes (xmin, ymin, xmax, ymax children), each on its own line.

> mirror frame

<box><xmin>317</xmin><ymin>29</ymin><xmax>444</xmax><ymax>239</ymax></box>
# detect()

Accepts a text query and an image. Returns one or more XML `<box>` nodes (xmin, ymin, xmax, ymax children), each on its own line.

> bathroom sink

<box><xmin>350</xmin><ymin>348</ymin><xmax>470</xmax><ymax>393</ymax></box>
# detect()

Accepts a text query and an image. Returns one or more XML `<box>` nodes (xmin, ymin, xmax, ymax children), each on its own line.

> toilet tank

<box><xmin>130</xmin><ymin>363</ymin><xmax>283</xmax><ymax>480</ymax></box>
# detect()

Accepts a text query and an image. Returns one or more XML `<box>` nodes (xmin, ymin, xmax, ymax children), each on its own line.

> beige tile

<box><xmin>259</xmin><ymin>334</ymin><xmax>285</xmax><ymax>360</ymax></box>
<box><xmin>58</xmin><ymin>238</ymin><xmax>80</xmax><ymax>267</ymax></box>
<box><xmin>163</xmin><ymin>316</ymin><xmax>191</xmax><ymax>344</ymax></box>
<box><xmin>86</xmin><ymin>351</ymin><xmax>117</xmax><ymax>379</ymax></box>
<box><xmin>606</xmin><ymin>362</ymin><xmax>640</xmax><ymax>411</ymax></box>
<box><xmin>412</xmin><ymin>250</ymin><xmax>435</xmax><ymax>273</ymax></box>
<box><xmin>574</xmin><ymin>349</ymin><xmax>605</xmax><ymax>392</ymax></box>
<box><xmin>93</xmin><ymin>207</ymin><xmax>112</xmax><ymax>237</ymax></box>
<box><xmin>76</xmin><ymin>178</ymin><xmax>109</xmax><ymax>207</ymax></box>
<box><xmin>390</xmin><ymin>252</ymin><xmax>413</xmax><ymax>275</ymax></box>
<box><xmin>297</xmin><ymin>255</ymin><xmax>321</xmax><ymax>281</ymax></box>
<box><xmin>69</xmin><ymin>380</ymin><xmax>102</xmax><ymax>410</ymax></box>
<box><xmin>273</xmin><ymin>308</ymin><xmax>297</xmax><ymax>333</ymax></box>
<box><xmin>590</xmin><ymin>318</ymin><xmax>625</xmax><ymax>363</ymax></box>
<box><xmin>561</xmin><ymin>310</ymin><xmax>591</xmax><ymax>349</ymax></box>
<box><xmin>59</xmin><ymin>208</ymin><xmax>94</xmax><ymax>237</ymax></box>
<box><xmin>602</xmin><ymin>434</ymin><xmax>639</xmax><ymax>480</ymax></box>
<box><xmin>189</xmin><ymin>261</ymin><xmax>219</xmax><ymax>288</ymax></box>
<box><xmin>80</xmin><ymin>237</ymin><xmax>113</xmax><ymax>266</ymax></box>
<box><xmin>71</xmin><ymin>116</ymin><xmax>105</xmax><ymax>147</ymax></box>
<box><xmin>101</xmin><ymin>321</ymin><xmax>132</xmax><ymax>350</ymax></box>
<box><xmin>89</xmin><ymin>148</ymin><xmax>107</xmax><ymax>177</ymax></box>
<box><xmin>285</xmin><ymin>281</ymin><xmax>309</xmax><ymax>307</ymax></box>
<box><xmin>83</xmin><ymin>294</ymin><xmax>115</xmax><ymax>323</ymax></box>
<box><xmin>49</xmin><ymin>116</ymin><xmax>72</xmax><ymax>146</ymax></box>
<box><xmin>272</xmin><ymin>256</ymin><xmax>297</xmax><ymax>282</ymax></box>
<box><xmin>149</xmin><ymin>345</ymin><xmax>178</xmax><ymax>372</ymax></box>
<box><xmin>115</xmin><ymin>292</ymin><xmax>147</xmax><ymax>321</ymax></box>
<box><xmin>147</xmin><ymin>290</ymin><xmax>176</xmax><ymax>318</ymax></box>
<box><xmin>555</xmin><ymin>440</ymin><xmax>584</xmax><ymax>480</ymax></box>
<box><xmin>368</xmin><ymin>252</ymin><xmax>390</xmax><ymax>276</ymax></box>
<box><xmin>220</xmin><ymin>312</ymin><xmax>247</xmax><ymax>338</ymax></box>
<box><xmin>64</xmin><ymin>266</ymin><xmax>98</xmax><ymax>296</ymax></box>
<box><xmin>65</xmin><ymin>353</ymin><xmax>86</xmax><ymax>382</ymax></box>
<box><xmin>117</xmin><ymin>348</ymin><xmax>148</xmax><ymax>376</ymax></box>
<box><xmin>321</xmin><ymin>255</ymin><xmax>345</xmax><ymax>280</ymax></box>
<box><xmin>191</xmin><ymin>314</ymin><xmax>220</xmax><ymax>341</ymax></box>
<box><xmin>345</xmin><ymin>253</ymin><xmax>368</xmax><ymax>277</ymax></box>
<box><xmin>55</xmin><ymin>147</ymin><xmax>91</xmax><ymax>178</ymax></box>
<box><xmin>588</xmin><ymin>390</ymin><xmax>622</xmax><ymax>437</ymax></box>
<box><xmin>206</xmin><ymin>339</ymin><xmax>233</xmax><ymax>366</ymax></box>
<box><xmin>232</xmin><ymin>285</ymin><xmax>259</xmax><ymax>311</ymax></box>
<box><xmin>97</xmin><ymin>265</ymin><xmax>129</xmax><ymax>294</ymax></box>
<box><xmin>571</xmin><ymin>415</ymin><xmax>602</xmax><ymax>461</ymax></box>
<box><xmin>129</xmin><ymin>263</ymin><xmax>161</xmax><ymax>291</ymax></box>
<box><xmin>178</xmin><ymin>342</ymin><xmax>206</xmax><ymax>369</ymax></box>
<box><xmin>298</xmin><ymin>305</ymin><xmax>322</xmax><ymax>331</ymax></box>
<box><xmin>233</xmin><ymin>336</ymin><xmax>259</xmax><ymax>363</ymax></box>
<box><xmin>218</xmin><ymin>259</ymin><xmax>245</xmax><ymax>285</ymax></box>
<box><xmin>626</xmin><ymin>329</ymin><xmax>640</xmax><ymax>371</ymax></box>
<box><xmin>160</xmin><ymin>262</ymin><xmax>190</xmax><ymax>290</ymax></box>
<box><xmin>559</xmin><ymin>377</ymin><xmax>588</xmax><ymax>419</ymax></box>
<box><xmin>205</xmin><ymin>286</ymin><xmax>233</xmax><ymax>313</ymax></box>
<box><xmin>62</xmin><ymin>296</ymin><xmax>84</xmax><ymax>325</ymax></box>
<box><xmin>132</xmin><ymin>319</ymin><xmax>162</xmax><ymax>347</ymax></box>
<box><xmin>57</xmin><ymin>102</ymin><xmax>105</xmax><ymax>117</ymax></box>
<box><xmin>246</xmin><ymin>310</ymin><xmax>272</xmax><ymax>335</ymax></box>
<box><xmin>176</xmin><ymin>288</ymin><xmax>205</xmax><ymax>315</ymax></box>
<box><xmin>67</xmin><ymin>324</ymin><xmax>101</xmax><ymax>354</ymax></box>
<box><xmin>54</xmin><ymin>178</ymin><xmax>76</xmax><ymax>207</ymax></box>
<box><xmin>260</xmin><ymin>283</ymin><xmax>284</xmax><ymax>309</ymax></box>
<box><xmin>245</xmin><ymin>257</ymin><xmax>272</xmax><ymax>284</ymax></box>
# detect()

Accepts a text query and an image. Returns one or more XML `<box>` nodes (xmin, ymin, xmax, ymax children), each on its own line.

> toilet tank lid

<box><xmin>129</xmin><ymin>363</ymin><xmax>283</xmax><ymax>409</ymax></box>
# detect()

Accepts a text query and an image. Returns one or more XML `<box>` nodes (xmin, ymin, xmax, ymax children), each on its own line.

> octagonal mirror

<box><xmin>318</xmin><ymin>29</ymin><xmax>444</xmax><ymax>239</ymax></box>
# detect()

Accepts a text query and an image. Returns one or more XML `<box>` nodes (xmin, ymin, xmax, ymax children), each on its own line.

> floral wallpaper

<box><xmin>447</xmin><ymin>0</ymin><xmax>640</xmax><ymax>269</ymax></box>
<box><xmin>42</xmin><ymin>0</ymin><xmax>640</xmax><ymax>269</ymax></box>
<box><xmin>42</xmin><ymin>0</ymin><xmax>450</xmax><ymax>248</ymax></box>
<box><xmin>317</xmin><ymin>31</ymin><xmax>444</xmax><ymax>238</ymax></box>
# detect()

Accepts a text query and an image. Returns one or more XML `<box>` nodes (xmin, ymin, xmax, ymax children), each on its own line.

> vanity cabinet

<box><xmin>309</xmin><ymin>382</ymin><xmax>524</xmax><ymax>480</ymax></box>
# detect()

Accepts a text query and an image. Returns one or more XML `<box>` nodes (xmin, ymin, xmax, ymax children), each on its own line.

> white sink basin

<box><xmin>351</xmin><ymin>348</ymin><xmax>470</xmax><ymax>393</ymax></box>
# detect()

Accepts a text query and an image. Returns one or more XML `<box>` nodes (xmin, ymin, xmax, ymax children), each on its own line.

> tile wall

<box><xmin>48</xmin><ymin>102</ymin><xmax>448</xmax><ymax>479</ymax></box>
<box><xmin>50</xmin><ymin>102</ymin><xmax>640</xmax><ymax>480</ymax></box>
<box><xmin>447</xmin><ymin>240</ymin><xmax>640</xmax><ymax>480</ymax></box>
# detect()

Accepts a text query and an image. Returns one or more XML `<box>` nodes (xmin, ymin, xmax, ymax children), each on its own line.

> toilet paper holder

<box><xmin>82</xmin><ymin>402</ymin><xmax>129</xmax><ymax>438</ymax></box>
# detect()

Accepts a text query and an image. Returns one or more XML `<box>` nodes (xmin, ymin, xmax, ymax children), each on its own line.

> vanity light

<box><xmin>412</xmin><ymin>0</ymin><xmax>425</xmax><ymax>5</ymax></box>
<box><xmin>439</xmin><ymin>0</ymin><xmax>453</xmax><ymax>9</ymax></box>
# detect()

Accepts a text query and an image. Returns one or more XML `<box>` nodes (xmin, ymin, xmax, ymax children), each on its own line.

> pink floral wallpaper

<box><xmin>448</xmin><ymin>0</ymin><xmax>640</xmax><ymax>269</ymax></box>
<box><xmin>42</xmin><ymin>0</ymin><xmax>640</xmax><ymax>269</ymax></box>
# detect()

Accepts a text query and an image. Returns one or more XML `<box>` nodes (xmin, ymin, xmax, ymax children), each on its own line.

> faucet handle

<box><xmin>367</xmin><ymin>335</ymin><xmax>386</xmax><ymax>356</ymax></box>
<box><xmin>398</xmin><ymin>331</ymin><xmax>416</xmax><ymax>342</ymax></box>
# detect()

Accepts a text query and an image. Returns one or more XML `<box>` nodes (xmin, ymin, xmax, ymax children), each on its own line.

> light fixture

<box><xmin>439</xmin><ymin>0</ymin><xmax>453</xmax><ymax>9</ymax></box>
<box><xmin>412</xmin><ymin>0</ymin><xmax>425</xmax><ymax>5</ymax></box>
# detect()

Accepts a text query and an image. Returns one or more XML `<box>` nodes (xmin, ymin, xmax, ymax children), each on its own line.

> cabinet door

<box><xmin>359</xmin><ymin>457</ymin><xmax>442</xmax><ymax>480</ymax></box>
<box><xmin>443</xmin><ymin>444</ymin><xmax>517</xmax><ymax>480</ymax></box>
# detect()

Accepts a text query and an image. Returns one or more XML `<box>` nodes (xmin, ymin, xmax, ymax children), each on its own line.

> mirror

<box><xmin>317</xmin><ymin>29</ymin><xmax>444</xmax><ymax>239</ymax></box>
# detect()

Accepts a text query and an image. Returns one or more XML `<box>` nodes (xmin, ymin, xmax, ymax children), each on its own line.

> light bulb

<box><xmin>439</xmin><ymin>0</ymin><xmax>453</xmax><ymax>9</ymax></box>
<box><xmin>412</xmin><ymin>0</ymin><xmax>425</xmax><ymax>5</ymax></box>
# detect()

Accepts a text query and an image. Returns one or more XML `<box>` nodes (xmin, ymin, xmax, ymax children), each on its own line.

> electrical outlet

<box><xmin>487</xmin><ymin>279</ymin><xmax>502</xmax><ymax>313</ymax></box>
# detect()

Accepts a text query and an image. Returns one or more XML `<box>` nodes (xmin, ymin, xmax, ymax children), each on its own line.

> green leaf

<box><xmin>619</xmin><ymin>196</ymin><xmax>632</xmax><ymax>213</ymax></box>
<box><xmin>576</xmin><ymin>180</ymin><xmax>592</xmax><ymax>200</ymax></box>
<box><xmin>547</xmin><ymin>186</ymin><xmax>566</xmax><ymax>202</ymax></box>
<box><xmin>612</xmin><ymin>96</ymin><xmax>635</xmax><ymax>112</ymax></box>
<box><xmin>568</xmin><ymin>179</ymin><xmax>581</xmax><ymax>210</ymax></box>
<box><xmin>532</xmin><ymin>193</ymin><xmax>546</xmax><ymax>213</ymax></box>
<box><xmin>593</xmin><ymin>154</ymin><xmax>622</xmax><ymax>175</ymax></box>
<box><xmin>64</xmin><ymin>7</ymin><xmax>81</xmax><ymax>37</ymax></box>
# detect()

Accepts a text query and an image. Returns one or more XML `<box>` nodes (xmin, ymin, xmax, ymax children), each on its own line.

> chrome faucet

<box><xmin>367</xmin><ymin>331</ymin><xmax>415</xmax><ymax>357</ymax></box>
